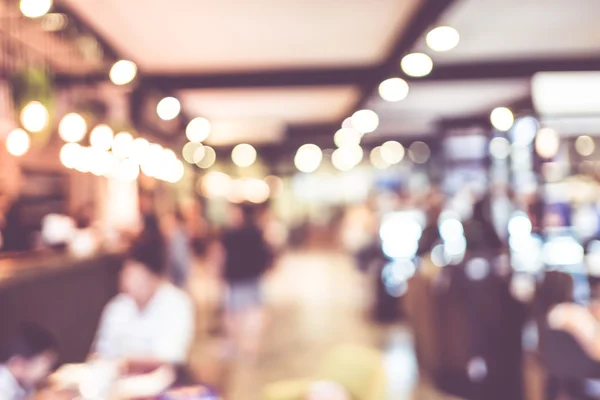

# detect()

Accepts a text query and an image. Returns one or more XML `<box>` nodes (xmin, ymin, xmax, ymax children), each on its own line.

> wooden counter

<box><xmin>0</xmin><ymin>251</ymin><xmax>123</xmax><ymax>363</ymax></box>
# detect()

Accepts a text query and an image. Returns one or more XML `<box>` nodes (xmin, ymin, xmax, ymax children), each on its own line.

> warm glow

<box><xmin>162</xmin><ymin>159</ymin><xmax>185</xmax><ymax>183</ymax></box>
<box><xmin>264</xmin><ymin>175</ymin><xmax>283</xmax><ymax>197</ymax></box>
<box><xmin>59</xmin><ymin>113</ymin><xmax>87</xmax><ymax>143</ymax></box>
<box><xmin>89</xmin><ymin>149</ymin><xmax>114</xmax><ymax>177</ymax></box>
<box><xmin>74</xmin><ymin>147</ymin><xmax>93</xmax><ymax>173</ymax></box>
<box><xmin>109</xmin><ymin>60</ymin><xmax>137</xmax><ymax>85</ymax></box>
<box><xmin>117</xmin><ymin>159</ymin><xmax>140</xmax><ymax>182</ymax></box>
<box><xmin>201</xmin><ymin>171</ymin><xmax>232</xmax><ymax>198</ymax></box>
<box><xmin>341</xmin><ymin>117</ymin><xmax>353</xmax><ymax>129</ymax></box>
<box><xmin>227</xmin><ymin>180</ymin><xmax>246</xmax><ymax>204</ymax></box>
<box><xmin>130</xmin><ymin>137</ymin><xmax>150</xmax><ymax>164</ymax></box>
<box><xmin>197</xmin><ymin>146</ymin><xmax>216</xmax><ymax>168</ymax></box>
<box><xmin>490</xmin><ymin>107</ymin><xmax>514</xmax><ymax>132</ymax></box>
<box><xmin>20</xmin><ymin>0</ymin><xmax>52</xmax><ymax>18</ymax></box>
<box><xmin>156</xmin><ymin>97</ymin><xmax>181</xmax><ymax>121</ymax></box>
<box><xmin>90</xmin><ymin>124</ymin><xmax>114</xmax><ymax>151</ymax></box>
<box><xmin>409</xmin><ymin>141</ymin><xmax>431</xmax><ymax>164</ymax></box>
<box><xmin>331</xmin><ymin>145</ymin><xmax>363</xmax><ymax>171</ymax></box>
<box><xmin>186</xmin><ymin>117</ymin><xmax>211</xmax><ymax>143</ymax></box>
<box><xmin>231</xmin><ymin>143</ymin><xmax>257</xmax><ymax>167</ymax></box>
<box><xmin>59</xmin><ymin>143</ymin><xmax>82</xmax><ymax>169</ymax></box>
<box><xmin>5</xmin><ymin>128</ymin><xmax>30</xmax><ymax>156</ymax></box>
<box><xmin>489</xmin><ymin>137</ymin><xmax>511</xmax><ymax>160</ymax></box>
<box><xmin>401</xmin><ymin>53</ymin><xmax>433</xmax><ymax>78</ymax></box>
<box><xmin>535</xmin><ymin>128</ymin><xmax>560</xmax><ymax>159</ymax></box>
<box><xmin>294</xmin><ymin>144</ymin><xmax>323</xmax><ymax>173</ymax></box>
<box><xmin>370</xmin><ymin>147</ymin><xmax>391</xmax><ymax>170</ymax></box>
<box><xmin>378</xmin><ymin>78</ymin><xmax>409</xmax><ymax>102</ymax></box>
<box><xmin>380</xmin><ymin>141</ymin><xmax>405</xmax><ymax>164</ymax></box>
<box><xmin>426</xmin><ymin>26</ymin><xmax>460</xmax><ymax>52</ymax></box>
<box><xmin>20</xmin><ymin>101</ymin><xmax>49</xmax><ymax>133</ymax></box>
<box><xmin>575</xmin><ymin>135</ymin><xmax>595</xmax><ymax>157</ymax></box>
<box><xmin>334</xmin><ymin>128</ymin><xmax>362</xmax><ymax>147</ymax></box>
<box><xmin>111</xmin><ymin>132</ymin><xmax>133</xmax><ymax>159</ymax></box>
<box><xmin>351</xmin><ymin>109</ymin><xmax>379</xmax><ymax>134</ymax></box>
<box><xmin>243</xmin><ymin>179</ymin><xmax>271</xmax><ymax>204</ymax></box>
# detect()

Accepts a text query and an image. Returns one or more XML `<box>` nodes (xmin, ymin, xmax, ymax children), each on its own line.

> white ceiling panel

<box><xmin>179</xmin><ymin>86</ymin><xmax>359</xmax><ymax>124</ymax></box>
<box><xmin>367</xmin><ymin>79</ymin><xmax>531</xmax><ymax>135</ymax></box>
<box><xmin>415</xmin><ymin>0</ymin><xmax>600</xmax><ymax>63</ymax></box>
<box><xmin>62</xmin><ymin>0</ymin><xmax>422</xmax><ymax>73</ymax></box>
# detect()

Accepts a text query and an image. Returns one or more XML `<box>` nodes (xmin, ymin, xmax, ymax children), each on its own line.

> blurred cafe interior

<box><xmin>4</xmin><ymin>0</ymin><xmax>600</xmax><ymax>399</ymax></box>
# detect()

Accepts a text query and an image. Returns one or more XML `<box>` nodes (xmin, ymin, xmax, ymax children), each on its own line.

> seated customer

<box><xmin>93</xmin><ymin>237</ymin><xmax>195</xmax><ymax>369</ymax></box>
<box><xmin>0</xmin><ymin>324</ymin><xmax>59</xmax><ymax>399</ymax></box>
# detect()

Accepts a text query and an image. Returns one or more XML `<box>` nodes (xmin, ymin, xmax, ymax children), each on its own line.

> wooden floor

<box><xmin>187</xmin><ymin>249</ymin><xmax>457</xmax><ymax>400</ymax></box>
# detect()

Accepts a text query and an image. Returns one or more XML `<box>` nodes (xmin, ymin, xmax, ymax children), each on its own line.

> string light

<box><xmin>231</xmin><ymin>144</ymin><xmax>257</xmax><ymax>167</ymax></box>
<box><xmin>186</xmin><ymin>117</ymin><xmax>211</xmax><ymax>142</ymax></box>
<box><xmin>156</xmin><ymin>97</ymin><xmax>181</xmax><ymax>121</ymax></box>
<box><xmin>59</xmin><ymin>113</ymin><xmax>87</xmax><ymax>143</ymax></box>
<box><xmin>5</xmin><ymin>129</ymin><xmax>30</xmax><ymax>156</ymax></box>
<box><xmin>401</xmin><ymin>53</ymin><xmax>433</xmax><ymax>77</ymax></box>
<box><xmin>20</xmin><ymin>0</ymin><xmax>52</xmax><ymax>18</ymax></box>
<box><xmin>90</xmin><ymin>124</ymin><xmax>114</xmax><ymax>151</ymax></box>
<box><xmin>20</xmin><ymin>101</ymin><xmax>49</xmax><ymax>133</ymax></box>
<box><xmin>109</xmin><ymin>60</ymin><xmax>137</xmax><ymax>85</ymax></box>
<box><xmin>426</xmin><ymin>26</ymin><xmax>460</xmax><ymax>52</ymax></box>
<box><xmin>378</xmin><ymin>78</ymin><xmax>409</xmax><ymax>102</ymax></box>
<box><xmin>351</xmin><ymin>110</ymin><xmax>379</xmax><ymax>134</ymax></box>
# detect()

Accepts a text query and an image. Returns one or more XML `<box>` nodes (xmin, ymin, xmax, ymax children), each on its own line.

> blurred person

<box><xmin>0</xmin><ymin>323</ymin><xmax>59</xmax><ymax>399</ymax></box>
<box><xmin>162</xmin><ymin>210</ymin><xmax>192</xmax><ymax>288</ymax></box>
<box><xmin>0</xmin><ymin>196</ymin><xmax>31</xmax><ymax>252</ymax></box>
<box><xmin>92</xmin><ymin>235</ymin><xmax>194</xmax><ymax>370</ymax></box>
<box><xmin>463</xmin><ymin>194</ymin><xmax>503</xmax><ymax>253</ymax></box>
<box><xmin>219</xmin><ymin>203</ymin><xmax>272</xmax><ymax>357</ymax></box>
<box><xmin>417</xmin><ymin>187</ymin><xmax>445</xmax><ymax>256</ymax></box>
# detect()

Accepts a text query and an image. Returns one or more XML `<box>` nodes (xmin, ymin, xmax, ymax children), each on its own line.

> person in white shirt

<box><xmin>0</xmin><ymin>323</ymin><xmax>59</xmax><ymax>400</ymax></box>
<box><xmin>93</xmin><ymin>236</ymin><xmax>195</xmax><ymax>370</ymax></box>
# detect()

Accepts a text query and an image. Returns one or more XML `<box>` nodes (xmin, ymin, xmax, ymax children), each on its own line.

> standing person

<box><xmin>220</xmin><ymin>203</ymin><xmax>272</xmax><ymax>357</ymax></box>
<box><xmin>162</xmin><ymin>210</ymin><xmax>192</xmax><ymax>288</ymax></box>
<box><xmin>0</xmin><ymin>324</ymin><xmax>59</xmax><ymax>399</ymax></box>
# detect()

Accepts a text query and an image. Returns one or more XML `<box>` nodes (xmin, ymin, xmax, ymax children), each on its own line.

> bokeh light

<box><xmin>6</xmin><ymin>128</ymin><xmax>30</xmax><ymax>156</ymax></box>
<box><xmin>111</xmin><ymin>132</ymin><xmax>133</xmax><ymax>159</ymax></box>
<box><xmin>243</xmin><ymin>179</ymin><xmax>271</xmax><ymax>204</ymax></box>
<box><xmin>231</xmin><ymin>143</ymin><xmax>257</xmax><ymax>167</ymax></box>
<box><xmin>89</xmin><ymin>124</ymin><xmax>114</xmax><ymax>151</ymax></box>
<box><xmin>401</xmin><ymin>53</ymin><xmax>433</xmax><ymax>77</ymax></box>
<box><xmin>489</xmin><ymin>137</ymin><xmax>511</xmax><ymax>160</ymax></box>
<box><xmin>408</xmin><ymin>141</ymin><xmax>431</xmax><ymax>164</ymax></box>
<box><xmin>59</xmin><ymin>143</ymin><xmax>82</xmax><ymax>169</ymax></box>
<box><xmin>535</xmin><ymin>128</ymin><xmax>560</xmax><ymax>159</ymax></box>
<box><xmin>89</xmin><ymin>149</ymin><xmax>113</xmax><ymax>177</ymax></box>
<box><xmin>331</xmin><ymin>145</ymin><xmax>363</xmax><ymax>171</ymax></box>
<box><xmin>182</xmin><ymin>142</ymin><xmax>203</xmax><ymax>164</ymax></box>
<box><xmin>490</xmin><ymin>107</ymin><xmax>514</xmax><ymax>132</ymax></box>
<box><xmin>20</xmin><ymin>101</ymin><xmax>49</xmax><ymax>133</ymax></box>
<box><xmin>109</xmin><ymin>60</ymin><xmax>137</xmax><ymax>85</ymax></box>
<box><xmin>370</xmin><ymin>147</ymin><xmax>391</xmax><ymax>170</ymax></box>
<box><xmin>156</xmin><ymin>97</ymin><xmax>181</xmax><ymax>121</ymax></box>
<box><xmin>333</xmin><ymin>128</ymin><xmax>362</xmax><ymax>147</ymax></box>
<box><xmin>117</xmin><ymin>159</ymin><xmax>140</xmax><ymax>182</ymax></box>
<box><xmin>130</xmin><ymin>138</ymin><xmax>150</xmax><ymax>164</ymax></box>
<box><xmin>575</xmin><ymin>135</ymin><xmax>595</xmax><ymax>156</ymax></box>
<box><xmin>426</xmin><ymin>26</ymin><xmax>460</xmax><ymax>52</ymax></box>
<box><xmin>294</xmin><ymin>144</ymin><xmax>323</xmax><ymax>173</ymax></box>
<box><xmin>201</xmin><ymin>171</ymin><xmax>232</xmax><ymax>198</ymax></box>
<box><xmin>140</xmin><ymin>144</ymin><xmax>164</xmax><ymax>178</ymax></box>
<box><xmin>186</xmin><ymin>117</ymin><xmax>211</xmax><ymax>143</ymax></box>
<box><xmin>380</xmin><ymin>141</ymin><xmax>405</xmax><ymax>164</ymax></box>
<box><xmin>264</xmin><ymin>175</ymin><xmax>284</xmax><ymax>197</ymax></box>
<box><xmin>378</xmin><ymin>78</ymin><xmax>409</xmax><ymax>102</ymax></box>
<box><xmin>351</xmin><ymin>109</ymin><xmax>379</xmax><ymax>134</ymax></box>
<box><xmin>20</xmin><ymin>0</ymin><xmax>52</xmax><ymax>18</ymax></box>
<box><xmin>341</xmin><ymin>117</ymin><xmax>353</xmax><ymax>129</ymax></box>
<box><xmin>59</xmin><ymin>113</ymin><xmax>87</xmax><ymax>143</ymax></box>
<box><xmin>511</xmin><ymin>116</ymin><xmax>538</xmax><ymax>147</ymax></box>
<box><xmin>197</xmin><ymin>146</ymin><xmax>216</xmax><ymax>169</ymax></box>
<box><xmin>74</xmin><ymin>147</ymin><xmax>92</xmax><ymax>173</ymax></box>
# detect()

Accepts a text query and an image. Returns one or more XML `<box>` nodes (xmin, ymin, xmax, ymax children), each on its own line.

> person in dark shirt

<box><xmin>463</xmin><ymin>194</ymin><xmax>503</xmax><ymax>253</ymax></box>
<box><xmin>219</xmin><ymin>203</ymin><xmax>272</xmax><ymax>358</ymax></box>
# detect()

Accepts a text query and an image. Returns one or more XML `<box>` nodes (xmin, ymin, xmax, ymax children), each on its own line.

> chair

<box><xmin>262</xmin><ymin>344</ymin><xmax>386</xmax><ymax>400</ymax></box>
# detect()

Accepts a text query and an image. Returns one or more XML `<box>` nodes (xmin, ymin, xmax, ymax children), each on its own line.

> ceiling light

<box><xmin>408</xmin><ymin>141</ymin><xmax>431</xmax><ymax>164</ymax></box>
<box><xmin>156</xmin><ymin>97</ymin><xmax>181</xmax><ymax>121</ymax></box>
<box><xmin>59</xmin><ymin>113</ymin><xmax>87</xmax><ymax>143</ymax></box>
<box><xmin>351</xmin><ymin>109</ymin><xmax>379</xmax><ymax>134</ymax></box>
<box><xmin>575</xmin><ymin>135</ymin><xmax>595</xmax><ymax>157</ymax></box>
<box><xmin>20</xmin><ymin>0</ymin><xmax>52</xmax><ymax>18</ymax></box>
<box><xmin>197</xmin><ymin>146</ymin><xmax>216</xmax><ymax>168</ymax></box>
<box><xmin>401</xmin><ymin>53</ymin><xmax>433</xmax><ymax>78</ymax></box>
<box><xmin>90</xmin><ymin>124</ymin><xmax>114</xmax><ymax>151</ymax></box>
<box><xmin>535</xmin><ymin>128</ymin><xmax>560</xmax><ymax>159</ymax></box>
<box><xmin>426</xmin><ymin>26</ymin><xmax>460</xmax><ymax>52</ymax></box>
<box><xmin>231</xmin><ymin>143</ymin><xmax>257</xmax><ymax>167</ymax></box>
<box><xmin>186</xmin><ymin>117</ymin><xmax>211</xmax><ymax>142</ymax></box>
<box><xmin>378</xmin><ymin>78</ymin><xmax>410</xmax><ymax>102</ymax></box>
<box><xmin>370</xmin><ymin>147</ymin><xmax>391</xmax><ymax>170</ymax></box>
<box><xmin>294</xmin><ymin>144</ymin><xmax>323</xmax><ymax>173</ymax></box>
<box><xmin>109</xmin><ymin>60</ymin><xmax>137</xmax><ymax>86</ymax></box>
<box><xmin>334</xmin><ymin>128</ymin><xmax>362</xmax><ymax>148</ymax></box>
<box><xmin>20</xmin><ymin>101</ymin><xmax>49</xmax><ymax>133</ymax></box>
<box><xmin>111</xmin><ymin>131</ymin><xmax>133</xmax><ymax>159</ymax></box>
<box><xmin>380</xmin><ymin>141</ymin><xmax>405</xmax><ymax>164</ymax></box>
<box><xmin>6</xmin><ymin>128</ymin><xmax>30</xmax><ymax>156</ymax></box>
<box><xmin>490</xmin><ymin>107</ymin><xmax>514</xmax><ymax>132</ymax></box>
<box><xmin>489</xmin><ymin>137</ymin><xmax>511</xmax><ymax>160</ymax></box>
